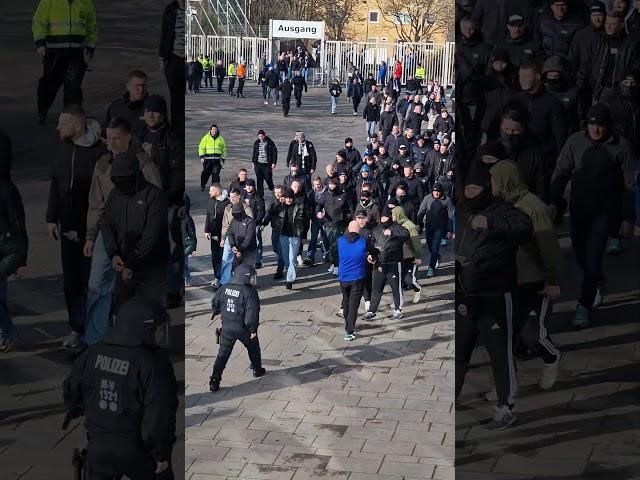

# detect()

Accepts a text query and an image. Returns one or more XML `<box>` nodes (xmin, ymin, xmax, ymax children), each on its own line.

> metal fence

<box><xmin>188</xmin><ymin>36</ymin><xmax>454</xmax><ymax>86</ymax></box>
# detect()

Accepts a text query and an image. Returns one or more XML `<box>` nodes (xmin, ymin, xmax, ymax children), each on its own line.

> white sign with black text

<box><xmin>270</xmin><ymin>20</ymin><xmax>325</xmax><ymax>39</ymax></box>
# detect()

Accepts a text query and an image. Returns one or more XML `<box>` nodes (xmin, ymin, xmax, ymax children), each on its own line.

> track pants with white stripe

<box><xmin>369</xmin><ymin>262</ymin><xmax>404</xmax><ymax>312</ymax></box>
<box><xmin>402</xmin><ymin>258</ymin><xmax>421</xmax><ymax>292</ymax></box>
<box><xmin>515</xmin><ymin>281</ymin><xmax>559</xmax><ymax>364</ymax></box>
<box><xmin>456</xmin><ymin>291</ymin><xmax>517</xmax><ymax>408</ymax></box>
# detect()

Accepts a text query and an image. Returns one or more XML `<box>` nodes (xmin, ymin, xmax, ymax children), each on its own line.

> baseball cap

<box><xmin>245</xmin><ymin>178</ymin><xmax>256</xmax><ymax>187</ymax></box>
<box><xmin>507</xmin><ymin>14</ymin><xmax>525</xmax><ymax>25</ymax></box>
<box><xmin>586</xmin><ymin>104</ymin><xmax>612</xmax><ymax>127</ymax></box>
<box><xmin>355</xmin><ymin>210</ymin><xmax>368</xmax><ymax>218</ymax></box>
<box><xmin>432</xmin><ymin>182</ymin><xmax>444</xmax><ymax>193</ymax></box>
<box><xmin>284</xmin><ymin>188</ymin><xmax>295</xmax><ymax>199</ymax></box>
<box><xmin>590</xmin><ymin>1</ymin><xmax>606</xmax><ymax>14</ymax></box>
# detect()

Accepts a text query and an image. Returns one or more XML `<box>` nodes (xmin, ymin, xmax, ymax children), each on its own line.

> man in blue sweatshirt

<box><xmin>337</xmin><ymin>221</ymin><xmax>371</xmax><ymax>341</ymax></box>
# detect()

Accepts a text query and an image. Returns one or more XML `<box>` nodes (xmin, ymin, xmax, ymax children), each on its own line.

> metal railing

<box><xmin>188</xmin><ymin>36</ymin><xmax>455</xmax><ymax>86</ymax></box>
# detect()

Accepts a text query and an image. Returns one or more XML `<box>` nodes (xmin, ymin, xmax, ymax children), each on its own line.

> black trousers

<box><xmin>236</xmin><ymin>78</ymin><xmax>245</xmax><ymax>96</ymax></box>
<box><xmin>210</xmin><ymin>238</ymin><xmax>223</xmax><ymax>280</ymax></box>
<box><xmin>570</xmin><ymin>211</ymin><xmax>609</xmax><ymax>309</ymax></box>
<box><xmin>341</xmin><ymin>279</ymin><xmax>364</xmax><ymax>334</ymax></box>
<box><xmin>216</xmin><ymin>75</ymin><xmax>224</xmax><ymax>92</ymax></box>
<box><xmin>282</xmin><ymin>96</ymin><xmax>291</xmax><ymax>116</ymax></box>
<box><xmin>60</xmin><ymin>236</ymin><xmax>91</xmax><ymax>334</ymax></box>
<box><xmin>352</xmin><ymin>96</ymin><xmax>362</xmax><ymax>113</ymax></box>
<box><xmin>228</xmin><ymin>76</ymin><xmax>236</xmax><ymax>94</ymax></box>
<box><xmin>515</xmin><ymin>281</ymin><xmax>559</xmax><ymax>364</ymax></box>
<box><xmin>38</xmin><ymin>48</ymin><xmax>86</xmax><ymax>114</ymax></box>
<box><xmin>86</xmin><ymin>437</ymin><xmax>156</xmax><ymax>480</ymax></box>
<box><xmin>363</xmin><ymin>267</ymin><xmax>373</xmax><ymax>302</ymax></box>
<box><xmin>164</xmin><ymin>55</ymin><xmax>185</xmax><ymax>142</ymax></box>
<box><xmin>201</xmin><ymin>159</ymin><xmax>223</xmax><ymax>189</ymax></box>
<box><xmin>254</xmin><ymin>163</ymin><xmax>274</xmax><ymax>196</ymax></box>
<box><xmin>211</xmin><ymin>324</ymin><xmax>262</xmax><ymax>382</ymax></box>
<box><xmin>402</xmin><ymin>259</ymin><xmax>421</xmax><ymax>292</ymax></box>
<box><xmin>456</xmin><ymin>292</ymin><xmax>517</xmax><ymax>408</ymax></box>
<box><xmin>204</xmin><ymin>70</ymin><xmax>213</xmax><ymax>87</ymax></box>
<box><xmin>113</xmin><ymin>267</ymin><xmax>167</xmax><ymax>314</ymax></box>
<box><xmin>369</xmin><ymin>261</ymin><xmax>403</xmax><ymax>312</ymax></box>
<box><xmin>294</xmin><ymin>89</ymin><xmax>303</xmax><ymax>107</ymax></box>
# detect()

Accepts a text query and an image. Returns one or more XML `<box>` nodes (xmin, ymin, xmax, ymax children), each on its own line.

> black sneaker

<box><xmin>200</xmin><ymin>186</ymin><xmax>205</xmax><ymax>192</ymax></box>
<box><xmin>252</xmin><ymin>367</ymin><xmax>266</xmax><ymax>377</ymax></box>
<box><xmin>273</xmin><ymin>271</ymin><xmax>284</xmax><ymax>280</ymax></box>
<box><xmin>303</xmin><ymin>258</ymin><xmax>314</xmax><ymax>266</ymax></box>
<box><xmin>165</xmin><ymin>294</ymin><xmax>182</xmax><ymax>309</ymax></box>
<box><xmin>255</xmin><ymin>263</ymin><xmax>262</xmax><ymax>269</ymax></box>
<box><xmin>209</xmin><ymin>380</ymin><xmax>220</xmax><ymax>392</ymax></box>
<box><xmin>285</xmin><ymin>282</ymin><xmax>293</xmax><ymax>290</ymax></box>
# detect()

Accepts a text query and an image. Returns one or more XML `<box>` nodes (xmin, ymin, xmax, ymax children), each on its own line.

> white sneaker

<box><xmin>264</xmin><ymin>100</ymin><xmax>268</xmax><ymax>105</ymax></box>
<box><xmin>593</xmin><ymin>287</ymin><xmax>603</xmax><ymax>308</ymax></box>
<box><xmin>486</xmin><ymin>404</ymin><xmax>517</xmax><ymax>431</ymax></box>
<box><xmin>333</xmin><ymin>267</ymin><xmax>339</xmax><ymax>276</ymax></box>
<box><xmin>336</xmin><ymin>308</ymin><xmax>344</xmax><ymax>318</ymax></box>
<box><xmin>539</xmin><ymin>353</ymin><xmax>561</xmax><ymax>390</ymax></box>
<box><xmin>62</xmin><ymin>331</ymin><xmax>82</xmax><ymax>349</ymax></box>
<box><xmin>327</xmin><ymin>265</ymin><xmax>335</xmax><ymax>274</ymax></box>
<box><xmin>273</xmin><ymin>102</ymin><xmax>277</xmax><ymax>106</ymax></box>
<box><xmin>364</xmin><ymin>300</ymin><xmax>371</xmax><ymax>312</ymax></box>
<box><xmin>392</xmin><ymin>310</ymin><xmax>403</xmax><ymax>320</ymax></box>
<box><xmin>412</xmin><ymin>287</ymin><xmax>422</xmax><ymax>304</ymax></box>
<box><xmin>297</xmin><ymin>255</ymin><xmax>304</xmax><ymax>267</ymax></box>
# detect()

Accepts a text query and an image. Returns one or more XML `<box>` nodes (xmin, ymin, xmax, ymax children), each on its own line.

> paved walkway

<box><xmin>185</xmin><ymin>86</ymin><xmax>455</xmax><ymax>479</ymax></box>
<box><xmin>0</xmin><ymin>3</ymin><xmax>184</xmax><ymax>478</ymax></box>
<box><xmin>456</xmin><ymin>206</ymin><xmax>640</xmax><ymax>477</ymax></box>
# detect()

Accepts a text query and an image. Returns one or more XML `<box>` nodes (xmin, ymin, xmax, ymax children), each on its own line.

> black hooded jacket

<box><xmin>370</xmin><ymin>221</ymin><xmax>410</xmax><ymax>264</ymax></box>
<box><xmin>456</xmin><ymin>200</ymin><xmax>533</xmax><ymax>296</ymax></box>
<box><xmin>63</xmin><ymin>297</ymin><xmax>177</xmax><ymax>462</ymax></box>
<box><xmin>0</xmin><ymin>132</ymin><xmax>28</xmax><ymax>278</ymax></box>
<box><xmin>106</xmin><ymin>92</ymin><xmax>148</xmax><ymax>135</ymax></box>
<box><xmin>102</xmin><ymin>172</ymin><xmax>169</xmax><ymax>272</ymax></box>
<box><xmin>227</xmin><ymin>211</ymin><xmax>257</xmax><ymax>254</ymax></box>
<box><xmin>139</xmin><ymin>123</ymin><xmax>184</xmax><ymax>206</ymax></box>
<box><xmin>212</xmin><ymin>264</ymin><xmax>260</xmax><ymax>333</ymax></box>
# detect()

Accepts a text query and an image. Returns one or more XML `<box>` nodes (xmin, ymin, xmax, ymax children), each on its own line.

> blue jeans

<box><xmin>307</xmin><ymin>220</ymin><xmax>328</xmax><ymax>261</ymax></box>
<box><xmin>0</xmin><ymin>276</ymin><xmax>17</xmax><ymax>340</ymax></box>
<box><xmin>184</xmin><ymin>255</ymin><xmax>192</xmax><ymax>283</ymax></box>
<box><xmin>302</xmin><ymin>67</ymin><xmax>309</xmax><ymax>82</ymax></box>
<box><xmin>221</xmin><ymin>238</ymin><xmax>234</xmax><ymax>285</ymax></box>
<box><xmin>85</xmin><ymin>232</ymin><xmax>116</xmax><ymax>345</ymax></box>
<box><xmin>272</xmin><ymin>230</ymin><xmax>284</xmax><ymax>273</ymax></box>
<box><xmin>331</xmin><ymin>96</ymin><xmax>338</xmax><ymax>113</ymax></box>
<box><xmin>366</xmin><ymin>121</ymin><xmax>377</xmax><ymax>138</ymax></box>
<box><xmin>426</xmin><ymin>227</ymin><xmax>444</xmax><ymax>269</ymax></box>
<box><xmin>279</xmin><ymin>235</ymin><xmax>300</xmax><ymax>283</ymax></box>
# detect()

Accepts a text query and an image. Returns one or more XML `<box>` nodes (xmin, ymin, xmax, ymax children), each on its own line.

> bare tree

<box><xmin>322</xmin><ymin>0</ymin><xmax>364</xmax><ymax>40</ymax></box>
<box><xmin>374</xmin><ymin>0</ymin><xmax>454</xmax><ymax>43</ymax></box>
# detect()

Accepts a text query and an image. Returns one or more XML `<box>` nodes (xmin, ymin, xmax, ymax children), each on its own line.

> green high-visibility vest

<box><xmin>415</xmin><ymin>67</ymin><xmax>426</xmax><ymax>80</ymax></box>
<box><xmin>32</xmin><ymin>0</ymin><xmax>97</xmax><ymax>49</ymax></box>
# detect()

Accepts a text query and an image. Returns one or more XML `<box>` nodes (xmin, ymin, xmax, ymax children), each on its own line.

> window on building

<box><xmin>368</xmin><ymin>11</ymin><xmax>379</xmax><ymax>23</ymax></box>
<box><xmin>392</xmin><ymin>12</ymin><xmax>412</xmax><ymax>25</ymax></box>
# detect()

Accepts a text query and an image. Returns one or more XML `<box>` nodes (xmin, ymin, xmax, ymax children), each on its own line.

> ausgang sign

<box><xmin>270</xmin><ymin>20</ymin><xmax>325</xmax><ymax>39</ymax></box>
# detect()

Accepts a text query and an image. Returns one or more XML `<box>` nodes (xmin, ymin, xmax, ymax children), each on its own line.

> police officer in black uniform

<box><xmin>209</xmin><ymin>263</ymin><xmax>265</xmax><ymax>392</ymax></box>
<box><xmin>63</xmin><ymin>297</ymin><xmax>178</xmax><ymax>479</ymax></box>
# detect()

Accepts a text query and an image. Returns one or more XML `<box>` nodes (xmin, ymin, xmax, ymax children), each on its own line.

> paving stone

<box><xmin>378</xmin><ymin>460</ymin><xmax>435</xmax><ymax>478</ymax></box>
<box><xmin>239</xmin><ymin>463</ymin><xmax>297</xmax><ymax>480</ymax></box>
<box><xmin>326</xmin><ymin>456</ymin><xmax>383</xmax><ymax>474</ymax></box>
<box><xmin>262</xmin><ymin>432</ymin><xmax>317</xmax><ymax>448</ymax></box>
<box><xmin>311</xmin><ymin>436</ymin><xmax>365</xmax><ymax>451</ymax></box>
<box><xmin>362</xmin><ymin>439</ymin><xmax>416</xmax><ymax>456</ymax></box>
<box><xmin>274</xmin><ymin>451</ymin><xmax>332</xmax><ymax>469</ymax></box>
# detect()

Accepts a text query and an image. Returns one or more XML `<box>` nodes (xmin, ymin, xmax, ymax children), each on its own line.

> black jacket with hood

<box><xmin>252</xmin><ymin>136</ymin><xmax>278</xmax><ymax>166</ymax></box>
<box><xmin>47</xmin><ymin>118</ymin><xmax>107</xmax><ymax>238</ymax></box>
<box><xmin>204</xmin><ymin>189</ymin><xmax>230</xmax><ymax>239</ymax></box>
<box><xmin>227</xmin><ymin>212</ymin><xmax>257</xmax><ymax>255</ymax></box>
<box><xmin>0</xmin><ymin>132</ymin><xmax>28</xmax><ymax>278</ymax></box>
<box><xmin>456</xmin><ymin>199</ymin><xmax>533</xmax><ymax>296</ymax></box>
<box><xmin>102</xmin><ymin>156</ymin><xmax>169</xmax><ymax>272</ymax></box>
<box><xmin>106</xmin><ymin>92</ymin><xmax>148</xmax><ymax>136</ymax></box>
<box><xmin>63</xmin><ymin>297</ymin><xmax>177</xmax><ymax>463</ymax></box>
<box><xmin>370</xmin><ymin>221</ymin><xmax>410</xmax><ymax>264</ymax></box>
<box><xmin>212</xmin><ymin>264</ymin><xmax>260</xmax><ymax>333</ymax></box>
<box><xmin>139</xmin><ymin>123</ymin><xmax>184</xmax><ymax>206</ymax></box>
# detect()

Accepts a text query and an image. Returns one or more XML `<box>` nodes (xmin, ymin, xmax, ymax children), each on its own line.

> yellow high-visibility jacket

<box><xmin>33</xmin><ymin>0</ymin><xmax>97</xmax><ymax>50</ymax></box>
<box><xmin>415</xmin><ymin>66</ymin><xmax>426</xmax><ymax>80</ymax></box>
<box><xmin>227</xmin><ymin>63</ymin><xmax>237</xmax><ymax>76</ymax></box>
<box><xmin>198</xmin><ymin>133</ymin><xmax>226</xmax><ymax>160</ymax></box>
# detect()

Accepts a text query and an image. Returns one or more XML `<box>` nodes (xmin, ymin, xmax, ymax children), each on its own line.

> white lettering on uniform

<box><xmin>95</xmin><ymin>354</ymin><xmax>130</xmax><ymax>376</ymax></box>
<box><xmin>225</xmin><ymin>288</ymin><xmax>240</xmax><ymax>298</ymax></box>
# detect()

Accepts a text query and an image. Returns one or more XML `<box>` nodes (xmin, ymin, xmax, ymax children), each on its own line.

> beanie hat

<box><xmin>492</xmin><ymin>47</ymin><xmax>509</xmax><ymax>63</ymax></box>
<box><xmin>143</xmin><ymin>95</ymin><xmax>167</xmax><ymax>114</ymax></box>
<box><xmin>232</xmin><ymin>203</ymin><xmax>244</xmax><ymax>214</ymax></box>
<box><xmin>245</xmin><ymin>178</ymin><xmax>256</xmax><ymax>187</ymax></box>
<box><xmin>432</xmin><ymin>182</ymin><xmax>444</xmax><ymax>193</ymax></box>
<box><xmin>284</xmin><ymin>188</ymin><xmax>295</xmax><ymax>199</ymax></box>
<box><xmin>464</xmin><ymin>160</ymin><xmax>492</xmax><ymax>189</ymax></box>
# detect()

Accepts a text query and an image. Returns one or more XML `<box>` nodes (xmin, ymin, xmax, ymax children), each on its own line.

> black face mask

<box><xmin>499</xmin><ymin>131</ymin><xmax>523</xmax><ymax>154</ymax></box>
<box><xmin>546</xmin><ymin>78</ymin><xmax>564</xmax><ymax>91</ymax></box>
<box><xmin>465</xmin><ymin>188</ymin><xmax>493</xmax><ymax>212</ymax></box>
<box><xmin>112</xmin><ymin>176</ymin><xmax>136</xmax><ymax>196</ymax></box>
<box><xmin>232</xmin><ymin>212</ymin><xmax>243</xmax><ymax>221</ymax></box>
<box><xmin>380</xmin><ymin>218</ymin><xmax>392</xmax><ymax>228</ymax></box>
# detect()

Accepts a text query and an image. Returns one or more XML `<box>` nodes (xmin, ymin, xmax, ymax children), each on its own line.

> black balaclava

<box><xmin>464</xmin><ymin>162</ymin><xmax>494</xmax><ymax>212</ymax></box>
<box><xmin>380</xmin><ymin>206</ymin><xmax>393</xmax><ymax>228</ymax></box>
